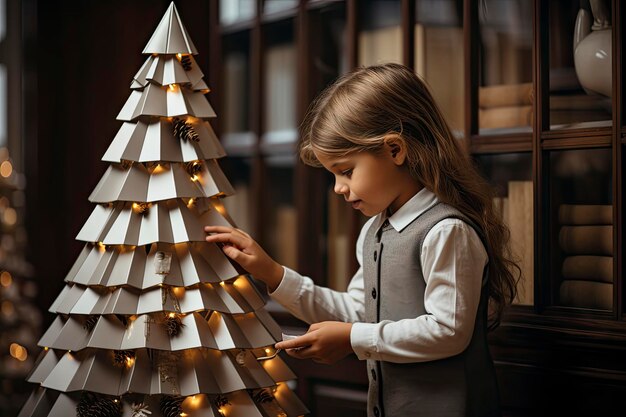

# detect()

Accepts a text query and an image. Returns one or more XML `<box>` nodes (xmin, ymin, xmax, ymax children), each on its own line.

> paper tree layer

<box><xmin>18</xmin><ymin>4</ymin><xmax>307</xmax><ymax>417</ymax></box>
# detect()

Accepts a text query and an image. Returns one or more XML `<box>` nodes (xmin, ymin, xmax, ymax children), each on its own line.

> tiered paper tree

<box><xmin>18</xmin><ymin>4</ymin><xmax>307</xmax><ymax>417</ymax></box>
<box><xmin>1</xmin><ymin>148</ymin><xmax>42</xmax><ymax>416</ymax></box>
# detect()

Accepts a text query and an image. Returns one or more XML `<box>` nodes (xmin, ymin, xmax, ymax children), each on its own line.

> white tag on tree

<box><xmin>154</xmin><ymin>251</ymin><xmax>172</xmax><ymax>275</ymax></box>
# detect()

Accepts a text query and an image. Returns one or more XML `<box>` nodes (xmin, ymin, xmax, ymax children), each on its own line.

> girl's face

<box><xmin>315</xmin><ymin>147</ymin><xmax>422</xmax><ymax>217</ymax></box>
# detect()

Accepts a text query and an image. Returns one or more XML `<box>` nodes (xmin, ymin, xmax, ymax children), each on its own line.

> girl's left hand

<box><xmin>274</xmin><ymin>321</ymin><xmax>354</xmax><ymax>364</ymax></box>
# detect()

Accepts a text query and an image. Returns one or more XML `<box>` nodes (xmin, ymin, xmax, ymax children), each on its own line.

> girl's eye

<box><xmin>341</xmin><ymin>169</ymin><xmax>353</xmax><ymax>178</ymax></box>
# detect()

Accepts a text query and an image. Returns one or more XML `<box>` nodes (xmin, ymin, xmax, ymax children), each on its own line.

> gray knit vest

<box><xmin>362</xmin><ymin>202</ymin><xmax>500</xmax><ymax>417</ymax></box>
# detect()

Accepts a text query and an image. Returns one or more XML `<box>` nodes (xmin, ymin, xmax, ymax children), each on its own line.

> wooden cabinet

<box><xmin>212</xmin><ymin>1</ymin><xmax>625</xmax><ymax>415</ymax></box>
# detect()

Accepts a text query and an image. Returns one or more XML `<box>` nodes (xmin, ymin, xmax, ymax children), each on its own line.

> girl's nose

<box><xmin>334</xmin><ymin>180</ymin><xmax>349</xmax><ymax>195</ymax></box>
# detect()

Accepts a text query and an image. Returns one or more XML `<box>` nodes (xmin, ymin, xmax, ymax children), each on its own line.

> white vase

<box><xmin>573</xmin><ymin>0</ymin><xmax>612</xmax><ymax>98</ymax></box>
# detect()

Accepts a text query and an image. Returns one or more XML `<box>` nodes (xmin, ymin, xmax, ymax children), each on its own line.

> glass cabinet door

<box><xmin>358</xmin><ymin>0</ymin><xmax>402</xmax><ymax>66</ymax></box>
<box><xmin>260</xmin><ymin>18</ymin><xmax>298</xmax><ymax>271</ymax></box>
<box><xmin>219</xmin><ymin>0</ymin><xmax>255</xmax><ymax>26</ymax></box>
<box><xmin>415</xmin><ymin>0</ymin><xmax>465</xmax><ymax>135</ymax></box>
<box><xmin>478</xmin><ymin>0</ymin><xmax>533</xmax><ymax>135</ymax></box>
<box><xmin>548</xmin><ymin>0</ymin><xmax>613</xmax><ymax>130</ymax></box>
<box><xmin>222</xmin><ymin>30</ymin><xmax>252</xmax><ymax>137</ymax></box>
<box><xmin>264</xmin><ymin>162</ymin><xmax>298</xmax><ymax>270</ymax></box>
<box><xmin>475</xmin><ymin>152</ymin><xmax>533</xmax><ymax>305</ymax></box>
<box><xmin>546</xmin><ymin>148</ymin><xmax>613</xmax><ymax>311</ymax></box>
<box><xmin>262</xmin><ymin>19</ymin><xmax>297</xmax><ymax>144</ymax></box>
<box><xmin>221</xmin><ymin>157</ymin><xmax>254</xmax><ymax>234</ymax></box>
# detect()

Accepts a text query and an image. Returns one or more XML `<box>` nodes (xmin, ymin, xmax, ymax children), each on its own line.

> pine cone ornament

<box><xmin>159</xmin><ymin>395</ymin><xmax>184</xmax><ymax>417</ymax></box>
<box><xmin>180</xmin><ymin>55</ymin><xmax>192</xmax><ymax>71</ymax></box>
<box><xmin>186</xmin><ymin>161</ymin><xmax>202</xmax><ymax>177</ymax></box>
<box><xmin>165</xmin><ymin>314</ymin><xmax>184</xmax><ymax>336</ymax></box>
<box><xmin>215</xmin><ymin>395</ymin><xmax>230</xmax><ymax>408</ymax></box>
<box><xmin>76</xmin><ymin>392</ymin><xmax>122</xmax><ymax>417</ymax></box>
<box><xmin>116</xmin><ymin>314</ymin><xmax>129</xmax><ymax>327</ymax></box>
<box><xmin>113</xmin><ymin>350</ymin><xmax>135</xmax><ymax>367</ymax></box>
<box><xmin>252</xmin><ymin>388</ymin><xmax>274</xmax><ymax>404</ymax></box>
<box><xmin>133</xmin><ymin>202</ymin><xmax>150</xmax><ymax>214</ymax></box>
<box><xmin>131</xmin><ymin>402</ymin><xmax>152</xmax><ymax>417</ymax></box>
<box><xmin>172</xmin><ymin>117</ymin><xmax>199</xmax><ymax>142</ymax></box>
<box><xmin>83</xmin><ymin>315</ymin><xmax>99</xmax><ymax>332</ymax></box>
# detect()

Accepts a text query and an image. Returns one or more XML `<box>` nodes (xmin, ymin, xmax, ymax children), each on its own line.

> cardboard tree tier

<box><xmin>18</xmin><ymin>4</ymin><xmax>307</xmax><ymax>417</ymax></box>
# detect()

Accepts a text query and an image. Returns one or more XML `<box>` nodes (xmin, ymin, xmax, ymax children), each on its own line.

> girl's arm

<box><xmin>347</xmin><ymin>219</ymin><xmax>487</xmax><ymax>363</ymax></box>
<box><xmin>204</xmin><ymin>217</ymin><xmax>375</xmax><ymax>324</ymax></box>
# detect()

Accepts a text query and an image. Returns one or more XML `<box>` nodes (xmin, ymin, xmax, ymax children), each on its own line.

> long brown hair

<box><xmin>299</xmin><ymin>63</ymin><xmax>519</xmax><ymax>328</ymax></box>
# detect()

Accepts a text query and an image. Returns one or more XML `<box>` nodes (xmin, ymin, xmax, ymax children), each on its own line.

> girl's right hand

<box><xmin>204</xmin><ymin>226</ymin><xmax>284</xmax><ymax>292</ymax></box>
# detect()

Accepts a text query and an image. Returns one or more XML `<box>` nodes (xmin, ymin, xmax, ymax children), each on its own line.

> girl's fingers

<box><xmin>205</xmin><ymin>226</ymin><xmax>250</xmax><ymax>242</ymax></box>
<box><xmin>204</xmin><ymin>225</ymin><xmax>236</xmax><ymax>234</ymax></box>
<box><xmin>283</xmin><ymin>346</ymin><xmax>314</xmax><ymax>360</ymax></box>
<box><xmin>222</xmin><ymin>244</ymin><xmax>254</xmax><ymax>263</ymax></box>
<box><xmin>275</xmin><ymin>333</ymin><xmax>314</xmax><ymax>350</ymax></box>
<box><xmin>205</xmin><ymin>232</ymin><xmax>248</xmax><ymax>248</ymax></box>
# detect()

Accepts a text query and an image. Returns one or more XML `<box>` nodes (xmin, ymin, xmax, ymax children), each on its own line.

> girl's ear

<box><xmin>384</xmin><ymin>134</ymin><xmax>407</xmax><ymax>166</ymax></box>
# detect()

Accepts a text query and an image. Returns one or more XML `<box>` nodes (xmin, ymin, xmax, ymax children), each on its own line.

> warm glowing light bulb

<box><xmin>265</xmin><ymin>348</ymin><xmax>271</xmax><ymax>354</ymax></box>
<box><xmin>0</xmin><ymin>160</ymin><xmax>13</xmax><ymax>177</ymax></box>
<box><xmin>177</xmin><ymin>53</ymin><xmax>182</xmax><ymax>59</ymax></box>
<box><xmin>0</xmin><ymin>271</ymin><xmax>12</xmax><ymax>287</ymax></box>
<box><xmin>9</xmin><ymin>343</ymin><xmax>28</xmax><ymax>361</ymax></box>
<box><xmin>213</xmin><ymin>200</ymin><xmax>227</xmax><ymax>215</ymax></box>
<box><xmin>168</xmin><ymin>312</ymin><xmax>176</xmax><ymax>318</ymax></box>
<box><xmin>3</xmin><ymin>208</ymin><xmax>16</xmax><ymax>226</ymax></box>
<box><xmin>1</xmin><ymin>300</ymin><xmax>14</xmax><ymax>316</ymax></box>
<box><xmin>169</xmin><ymin>84</ymin><xmax>177</xmax><ymax>91</ymax></box>
<box><xmin>219</xmin><ymin>281</ymin><xmax>225</xmax><ymax>286</ymax></box>
<box><xmin>191</xmin><ymin>175</ymin><xmax>199</xmax><ymax>182</ymax></box>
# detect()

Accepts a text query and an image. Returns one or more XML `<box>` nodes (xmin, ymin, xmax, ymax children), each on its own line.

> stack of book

<box><xmin>358</xmin><ymin>25</ymin><xmax>402</xmax><ymax>67</ymax></box>
<box><xmin>493</xmin><ymin>181</ymin><xmax>534</xmax><ymax>305</ymax></box>
<box><xmin>479</xmin><ymin>82</ymin><xmax>533</xmax><ymax>130</ymax></box>
<box><xmin>558</xmin><ymin>204</ymin><xmax>613</xmax><ymax>310</ymax></box>
<box><xmin>264</xmin><ymin>43</ymin><xmax>297</xmax><ymax>135</ymax></box>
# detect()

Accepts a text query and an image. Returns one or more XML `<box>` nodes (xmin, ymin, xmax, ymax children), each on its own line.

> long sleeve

<box><xmin>268</xmin><ymin>217</ymin><xmax>377</xmax><ymax>324</ymax></box>
<box><xmin>350</xmin><ymin>219</ymin><xmax>487</xmax><ymax>363</ymax></box>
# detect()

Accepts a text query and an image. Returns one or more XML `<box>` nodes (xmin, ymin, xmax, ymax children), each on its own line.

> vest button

<box><xmin>371</xmin><ymin>288</ymin><xmax>377</xmax><ymax>299</ymax></box>
<box><xmin>374</xmin><ymin>406</ymin><xmax>380</xmax><ymax>417</ymax></box>
<box><xmin>371</xmin><ymin>368</ymin><xmax>376</xmax><ymax>380</ymax></box>
<box><xmin>373</xmin><ymin>251</ymin><xmax>377</xmax><ymax>261</ymax></box>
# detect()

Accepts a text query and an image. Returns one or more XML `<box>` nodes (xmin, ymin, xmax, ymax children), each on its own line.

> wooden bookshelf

<box><xmin>211</xmin><ymin>1</ymin><xmax>626</xmax><ymax>415</ymax></box>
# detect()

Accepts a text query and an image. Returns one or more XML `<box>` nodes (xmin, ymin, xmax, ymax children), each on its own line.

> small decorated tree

<box><xmin>0</xmin><ymin>148</ymin><xmax>42</xmax><ymax>416</ymax></box>
<box><xmin>18</xmin><ymin>4</ymin><xmax>307</xmax><ymax>417</ymax></box>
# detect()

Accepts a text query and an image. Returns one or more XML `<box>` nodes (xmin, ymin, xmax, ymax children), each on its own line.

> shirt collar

<box><xmin>372</xmin><ymin>187</ymin><xmax>440</xmax><ymax>233</ymax></box>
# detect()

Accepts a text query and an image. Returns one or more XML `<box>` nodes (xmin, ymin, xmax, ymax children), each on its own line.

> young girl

<box><xmin>205</xmin><ymin>63</ymin><xmax>519</xmax><ymax>417</ymax></box>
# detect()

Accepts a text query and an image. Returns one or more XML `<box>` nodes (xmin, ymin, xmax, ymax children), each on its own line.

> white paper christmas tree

<box><xmin>18</xmin><ymin>4</ymin><xmax>307</xmax><ymax>417</ymax></box>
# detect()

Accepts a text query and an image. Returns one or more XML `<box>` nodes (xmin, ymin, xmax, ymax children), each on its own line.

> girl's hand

<box><xmin>274</xmin><ymin>321</ymin><xmax>354</xmax><ymax>364</ymax></box>
<box><xmin>204</xmin><ymin>226</ymin><xmax>284</xmax><ymax>292</ymax></box>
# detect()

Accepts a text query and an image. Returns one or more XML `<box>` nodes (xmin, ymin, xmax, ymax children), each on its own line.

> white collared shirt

<box><xmin>269</xmin><ymin>188</ymin><xmax>488</xmax><ymax>363</ymax></box>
